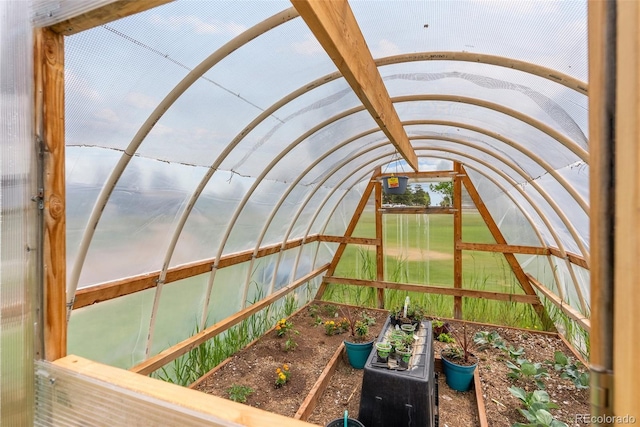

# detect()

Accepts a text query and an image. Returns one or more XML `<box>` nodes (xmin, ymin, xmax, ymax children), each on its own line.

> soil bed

<box><xmin>193</xmin><ymin>303</ymin><xmax>590</xmax><ymax>427</ymax></box>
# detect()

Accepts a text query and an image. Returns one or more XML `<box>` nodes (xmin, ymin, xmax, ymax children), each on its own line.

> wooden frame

<box><xmin>131</xmin><ymin>264</ymin><xmax>329</xmax><ymax>375</ymax></box>
<box><xmin>35</xmin><ymin>27</ymin><xmax>67</xmax><ymax>362</ymax></box>
<box><xmin>291</xmin><ymin>0</ymin><xmax>417</xmax><ymax>170</ymax></box>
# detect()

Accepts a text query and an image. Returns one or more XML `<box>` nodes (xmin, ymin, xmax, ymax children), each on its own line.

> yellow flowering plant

<box><xmin>274</xmin><ymin>363</ymin><xmax>291</xmax><ymax>387</ymax></box>
<box><xmin>275</xmin><ymin>318</ymin><xmax>293</xmax><ymax>337</ymax></box>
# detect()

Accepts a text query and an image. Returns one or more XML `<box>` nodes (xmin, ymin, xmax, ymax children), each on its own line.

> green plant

<box><xmin>473</xmin><ymin>330</ymin><xmax>505</xmax><ymax>350</ymax></box>
<box><xmin>284</xmin><ymin>336</ymin><xmax>298</xmax><ymax>352</ymax></box>
<box><xmin>322</xmin><ymin>304</ymin><xmax>339</xmax><ymax>317</ymax></box>
<box><xmin>550</xmin><ymin>351</ymin><xmax>589</xmax><ymax>389</ymax></box>
<box><xmin>509</xmin><ymin>386</ymin><xmax>558</xmax><ymax>411</ymax></box>
<box><xmin>503</xmin><ymin>345</ymin><xmax>525</xmax><ymax>359</ymax></box>
<box><xmin>437</xmin><ymin>332</ymin><xmax>454</xmax><ymax>343</ymax></box>
<box><xmin>275</xmin><ymin>318</ymin><xmax>293</xmax><ymax>337</ymax></box>
<box><xmin>509</xmin><ymin>386</ymin><xmax>567</xmax><ymax>427</ymax></box>
<box><xmin>441</xmin><ymin>324</ymin><xmax>476</xmax><ymax>365</ymax></box>
<box><xmin>275</xmin><ymin>364</ymin><xmax>291</xmax><ymax>387</ymax></box>
<box><xmin>340</xmin><ymin>306</ymin><xmax>376</xmax><ymax>342</ymax></box>
<box><xmin>506</xmin><ymin>358</ymin><xmax>549</xmax><ymax>389</ymax></box>
<box><xmin>227</xmin><ymin>384</ymin><xmax>254</xmax><ymax>403</ymax></box>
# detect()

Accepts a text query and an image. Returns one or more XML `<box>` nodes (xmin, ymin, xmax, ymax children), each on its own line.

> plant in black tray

<box><xmin>395</xmin><ymin>346</ymin><xmax>412</xmax><ymax>369</ymax></box>
<box><xmin>375</xmin><ymin>342</ymin><xmax>392</xmax><ymax>363</ymax></box>
<box><xmin>440</xmin><ymin>324</ymin><xmax>478</xmax><ymax>392</ymax></box>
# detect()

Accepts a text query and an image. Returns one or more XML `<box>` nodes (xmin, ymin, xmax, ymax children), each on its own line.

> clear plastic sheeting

<box><xmin>55</xmin><ymin>0</ymin><xmax>592</xmax><ymax>373</ymax></box>
<box><xmin>1</xmin><ymin>2</ymin><xmax>37</xmax><ymax>425</ymax></box>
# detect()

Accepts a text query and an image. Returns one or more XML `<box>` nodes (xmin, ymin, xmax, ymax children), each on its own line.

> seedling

<box><xmin>437</xmin><ymin>332</ymin><xmax>454</xmax><ymax>343</ymax></box>
<box><xmin>506</xmin><ymin>357</ymin><xmax>549</xmax><ymax>389</ymax></box>
<box><xmin>227</xmin><ymin>384</ymin><xmax>254</xmax><ymax>403</ymax></box>
<box><xmin>550</xmin><ymin>351</ymin><xmax>589</xmax><ymax>389</ymax></box>
<box><xmin>473</xmin><ymin>330</ymin><xmax>505</xmax><ymax>350</ymax></box>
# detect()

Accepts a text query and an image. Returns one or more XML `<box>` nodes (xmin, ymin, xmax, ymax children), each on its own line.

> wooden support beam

<box><xmin>376</xmin><ymin>171</ymin><xmax>455</xmax><ymax>179</ymax></box>
<box><xmin>527</xmin><ymin>274</ymin><xmax>590</xmax><ymax>332</ymax></box>
<box><xmin>131</xmin><ymin>264</ymin><xmax>330</xmax><ymax>376</ymax></box>
<box><xmin>380</xmin><ymin>206</ymin><xmax>454</xmax><ymax>215</ymax></box>
<box><xmin>460</xmin><ymin>166</ymin><xmax>555</xmax><ymax>330</ymax></box>
<box><xmin>456</xmin><ymin>242</ymin><xmax>551</xmax><ymax>256</ymax></box>
<box><xmin>322</xmin><ymin>276</ymin><xmax>539</xmax><ymax>304</ymax></box>
<box><xmin>54</xmin><ymin>355</ymin><xmax>316</xmax><ymax>427</ymax></box>
<box><xmin>548</xmin><ymin>248</ymin><xmax>589</xmax><ymax>270</ymax></box>
<box><xmin>291</xmin><ymin>0</ymin><xmax>418</xmax><ymax>170</ymax></box>
<box><xmin>375</xmin><ymin>171</ymin><xmax>385</xmax><ymax>308</ymax></box>
<box><xmin>317</xmin><ymin>236</ymin><xmax>379</xmax><ymax>246</ymax></box>
<box><xmin>48</xmin><ymin>0</ymin><xmax>174</xmax><ymax>35</ymax></box>
<box><xmin>316</xmin><ymin>174</ymin><xmax>377</xmax><ymax>299</ymax></box>
<box><xmin>453</xmin><ymin>163</ymin><xmax>463</xmax><ymax>319</ymax></box>
<box><xmin>614</xmin><ymin>0</ymin><xmax>640</xmax><ymax>417</ymax></box>
<box><xmin>73</xmin><ymin>235</ymin><xmax>319</xmax><ymax>309</ymax></box>
<box><xmin>35</xmin><ymin>28</ymin><xmax>67</xmax><ymax>361</ymax></box>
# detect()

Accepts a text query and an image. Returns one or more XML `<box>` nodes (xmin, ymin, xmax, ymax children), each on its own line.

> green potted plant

<box><xmin>440</xmin><ymin>324</ymin><xmax>478</xmax><ymax>391</ymax></box>
<box><xmin>395</xmin><ymin>345</ymin><xmax>412</xmax><ymax>369</ymax></box>
<box><xmin>341</xmin><ymin>306</ymin><xmax>376</xmax><ymax>369</ymax></box>
<box><xmin>375</xmin><ymin>341</ymin><xmax>392</xmax><ymax>363</ymax></box>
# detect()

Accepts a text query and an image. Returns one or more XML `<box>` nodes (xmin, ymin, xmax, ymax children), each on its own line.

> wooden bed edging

<box><xmin>294</xmin><ymin>343</ymin><xmax>346</xmax><ymax>421</ymax></box>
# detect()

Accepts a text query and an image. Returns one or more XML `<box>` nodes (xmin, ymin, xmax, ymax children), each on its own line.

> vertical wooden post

<box><xmin>614</xmin><ymin>0</ymin><xmax>640</xmax><ymax>419</ymax></box>
<box><xmin>374</xmin><ymin>167</ymin><xmax>384</xmax><ymax>308</ymax></box>
<box><xmin>587</xmin><ymin>0</ymin><xmax>615</xmax><ymax>421</ymax></box>
<box><xmin>453</xmin><ymin>162</ymin><xmax>463</xmax><ymax>319</ymax></box>
<box><xmin>35</xmin><ymin>28</ymin><xmax>67</xmax><ymax>361</ymax></box>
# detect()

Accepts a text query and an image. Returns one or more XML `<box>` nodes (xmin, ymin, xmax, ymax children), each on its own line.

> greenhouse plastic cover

<box><xmin>55</xmin><ymin>0</ymin><xmax>589</xmax><ymax>367</ymax></box>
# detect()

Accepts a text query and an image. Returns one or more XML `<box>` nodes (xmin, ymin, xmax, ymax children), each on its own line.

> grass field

<box><xmin>326</xmin><ymin>211</ymin><xmax>547</xmax><ymax>330</ymax></box>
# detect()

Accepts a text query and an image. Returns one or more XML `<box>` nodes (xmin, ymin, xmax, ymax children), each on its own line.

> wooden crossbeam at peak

<box><xmin>291</xmin><ymin>0</ymin><xmax>418</xmax><ymax>170</ymax></box>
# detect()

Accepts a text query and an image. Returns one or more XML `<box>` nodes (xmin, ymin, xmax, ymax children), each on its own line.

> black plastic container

<box><xmin>358</xmin><ymin>318</ymin><xmax>437</xmax><ymax>427</ymax></box>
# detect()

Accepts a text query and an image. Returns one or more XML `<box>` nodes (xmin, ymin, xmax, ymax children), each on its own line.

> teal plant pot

<box><xmin>326</xmin><ymin>418</ymin><xmax>365</xmax><ymax>427</ymax></box>
<box><xmin>441</xmin><ymin>351</ymin><xmax>477</xmax><ymax>392</ymax></box>
<box><xmin>344</xmin><ymin>340</ymin><xmax>374</xmax><ymax>369</ymax></box>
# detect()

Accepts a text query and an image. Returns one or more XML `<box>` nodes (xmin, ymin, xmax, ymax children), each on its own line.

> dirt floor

<box><xmin>192</xmin><ymin>303</ymin><xmax>590</xmax><ymax>426</ymax></box>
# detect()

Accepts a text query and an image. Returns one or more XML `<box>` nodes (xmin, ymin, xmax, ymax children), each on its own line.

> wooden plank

<box><xmin>35</xmin><ymin>28</ymin><xmax>67</xmax><ymax>361</ymax></box>
<box><xmin>614</xmin><ymin>0</ymin><xmax>640</xmax><ymax>417</ymax></box>
<box><xmin>453</xmin><ymin>163</ymin><xmax>463</xmax><ymax>319</ymax></box>
<box><xmin>54</xmin><ymin>355</ymin><xmax>317</xmax><ymax>427</ymax></box>
<box><xmin>548</xmin><ymin>248</ymin><xmax>589</xmax><ymax>269</ymax></box>
<box><xmin>49</xmin><ymin>0</ymin><xmax>174</xmax><ymax>35</ymax></box>
<box><xmin>474</xmin><ymin>364</ymin><xmax>489</xmax><ymax>427</ymax></box>
<box><xmin>322</xmin><ymin>276</ymin><xmax>539</xmax><ymax>304</ymax></box>
<box><xmin>375</xmin><ymin>172</ymin><xmax>385</xmax><ymax>308</ymax></box>
<box><xmin>456</xmin><ymin>242</ymin><xmax>550</xmax><ymax>256</ymax></box>
<box><xmin>460</xmin><ymin>167</ymin><xmax>555</xmax><ymax>330</ymax></box>
<box><xmin>73</xmin><ymin>235</ymin><xmax>318</xmax><ymax>309</ymax></box>
<box><xmin>377</xmin><ymin>170</ymin><xmax>455</xmax><ymax>179</ymax></box>
<box><xmin>291</xmin><ymin>0</ymin><xmax>418</xmax><ymax>170</ymax></box>
<box><xmin>294</xmin><ymin>343</ymin><xmax>345</xmax><ymax>420</ymax></box>
<box><xmin>131</xmin><ymin>264</ymin><xmax>330</xmax><ymax>376</ymax></box>
<box><xmin>316</xmin><ymin>174</ymin><xmax>377</xmax><ymax>299</ymax></box>
<box><xmin>317</xmin><ymin>235</ymin><xmax>380</xmax><ymax>246</ymax></box>
<box><xmin>527</xmin><ymin>274</ymin><xmax>590</xmax><ymax>332</ymax></box>
<box><xmin>380</xmin><ymin>206</ymin><xmax>454</xmax><ymax>214</ymax></box>
<box><xmin>586</xmin><ymin>2</ymin><xmax>613</xmax><ymax>418</ymax></box>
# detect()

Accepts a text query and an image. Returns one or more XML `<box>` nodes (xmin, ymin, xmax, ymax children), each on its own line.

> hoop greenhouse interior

<box><xmin>3</xmin><ymin>0</ymin><xmax>639</xmax><ymax>426</ymax></box>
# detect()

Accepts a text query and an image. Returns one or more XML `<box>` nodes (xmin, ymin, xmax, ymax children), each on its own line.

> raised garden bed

<box><xmin>191</xmin><ymin>302</ymin><xmax>589</xmax><ymax>427</ymax></box>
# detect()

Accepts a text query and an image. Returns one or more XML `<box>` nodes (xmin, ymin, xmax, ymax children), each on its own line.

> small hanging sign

<box><xmin>387</xmin><ymin>176</ymin><xmax>399</xmax><ymax>188</ymax></box>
